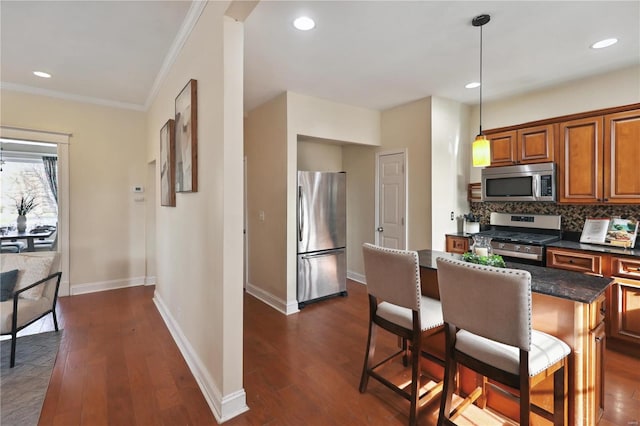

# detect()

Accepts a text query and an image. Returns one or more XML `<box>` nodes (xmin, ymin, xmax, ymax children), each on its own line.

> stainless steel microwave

<box><xmin>481</xmin><ymin>162</ymin><xmax>556</xmax><ymax>202</ymax></box>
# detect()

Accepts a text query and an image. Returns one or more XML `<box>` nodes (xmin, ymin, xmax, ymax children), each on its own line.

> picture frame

<box><xmin>160</xmin><ymin>119</ymin><xmax>176</xmax><ymax>207</ymax></box>
<box><xmin>175</xmin><ymin>79</ymin><xmax>198</xmax><ymax>193</ymax></box>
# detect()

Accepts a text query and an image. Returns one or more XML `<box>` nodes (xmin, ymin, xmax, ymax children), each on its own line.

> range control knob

<box><xmin>498</xmin><ymin>243</ymin><xmax>505</xmax><ymax>249</ymax></box>
<box><xmin>524</xmin><ymin>246</ymin><xmax>531</xmax><ymax>252</ymax></box>
<box><xmin>514</xmin><ymin>245</ymin><xmax>521</xmax><ymax>251</ymax></box>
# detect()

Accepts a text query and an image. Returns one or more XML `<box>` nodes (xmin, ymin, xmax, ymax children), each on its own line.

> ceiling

<box><xmin>1</xmin><ymin>1</ymin><xmax>638</xmax><ymax>113</ymax></box>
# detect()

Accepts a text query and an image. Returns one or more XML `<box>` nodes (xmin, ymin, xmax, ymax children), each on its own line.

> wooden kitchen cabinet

<box><xmin>558</xmin><ymin>108</ymin><xmax>640</xmax><ymax>204</ymax></box>
<box><xmin>604</xmin><ymin>109</ymin><xmax>640</xmax><ymax>203</ymax></box>
<box><xmin>590</xmin><ymin>321</ymin><xmax>606</xmax><ymax>422</ymax></box>
<box><xmin>607</xmin><ymin>256</ymin><xmax>640</xmax><ymax>357</ymax></box>
<box><xmin>488</xmin><ymin>124</ymin><xmax>555</xmax><ymax>167</ymax></box>
<box><xmin>558</xmin><ymin>116</ymin><xmax>604</xmax><ymax>203</ymax></box>
<box><xmin>445</xmin><ymin>235</ymin><xmax>470</xmax><ymax>254</ymax></box>
<box><xmin>547</xmin><ymin>248</ymin><xmax>640</xmax><ymax>357</ymax></box>
<box><xmin>546</xmin><ymin>247</ymin><xmax>604</xmax><ymax>275</ymax></box>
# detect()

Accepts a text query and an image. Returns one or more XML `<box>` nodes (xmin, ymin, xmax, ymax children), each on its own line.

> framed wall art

<box><xmin>175</xmin><ymin>79</ymin><xmax>198</xmax><ymax>192</ymax></box>
<box><xmin>160</xmin><ymin>119</ymin><xmax>176</xmax><ymax>207</ymax></box>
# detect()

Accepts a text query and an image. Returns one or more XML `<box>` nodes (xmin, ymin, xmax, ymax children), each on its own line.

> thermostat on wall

<box><xmin>132</xmin><ymin>186</ymin><xmax>144</xmax><ymax>193</ymax></box>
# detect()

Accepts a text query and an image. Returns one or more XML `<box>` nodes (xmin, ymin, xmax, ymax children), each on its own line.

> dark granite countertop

<box><xmin>547</xmin><ymin>240</ymin><xmax>640</xmax><ymax>258</ymax></box>
<box><xmin>418</xmin><ymin>249</ymin><xmax>613</xmax><ymax>305</ymax></box>
<box><xmin>445</xmin><ymin>232</ymin><xmax>475</xmax><ymax>238</ymax></box>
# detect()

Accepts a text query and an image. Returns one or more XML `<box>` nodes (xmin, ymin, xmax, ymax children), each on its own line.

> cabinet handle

<box><xmin>603</xmin><ymin>198</ymin><xmax>608</xmax><ymax>202</ymax></box>
<box><xmin>595</xmin><ymin>336</ymin><xmax>603</xmax><ymax>342</ymax></box>
<box><xmin>600</xmin><ymin>306</ymin><xmax>606</xmax><ymax>316</ymax></box>
<box><xmin>569</xmin><ymin>259</ymin><xmax>574</xmax><ymax>264</ymax></box>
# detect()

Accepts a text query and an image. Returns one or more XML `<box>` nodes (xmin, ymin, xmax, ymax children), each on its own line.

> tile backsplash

<box><xmin>470</xmin><ymin>202</ymin><xmax>640</xmax><ymax>232</ymax></box>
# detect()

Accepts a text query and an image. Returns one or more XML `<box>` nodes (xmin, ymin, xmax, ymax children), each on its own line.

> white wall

<box><xmin>146</xmin><ymin>2</ymin><xmax>247</xmax><ymax>421</ymax></box>
<box><xmin>431</xmin><ymin>97</ymin><xmax>471</xmax><ymax>251</ymax></box>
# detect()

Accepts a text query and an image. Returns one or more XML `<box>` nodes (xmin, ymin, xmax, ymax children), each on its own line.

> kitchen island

<box><xmin>417</xmin><ymin>250</ymin><xmax>613</xmax><ymax>426</ymax></box>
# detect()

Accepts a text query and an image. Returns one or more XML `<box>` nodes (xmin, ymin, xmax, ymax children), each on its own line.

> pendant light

<box><xmin>472</xmin><ymin>14</ymin><xmax>491</xmax><ymax>167</ymax></box>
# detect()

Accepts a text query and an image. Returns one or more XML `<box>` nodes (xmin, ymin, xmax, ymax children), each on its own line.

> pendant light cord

<box><xmin>479</xmin><ymin>23</ymin><xmax>483</xmax><ymax>136</ymax></box>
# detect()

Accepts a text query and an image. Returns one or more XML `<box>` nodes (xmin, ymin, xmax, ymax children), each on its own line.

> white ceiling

<box><xmin>1</xmin><ymin>1</ymin><xmax>639</xmax><ymax>112</ymax></box>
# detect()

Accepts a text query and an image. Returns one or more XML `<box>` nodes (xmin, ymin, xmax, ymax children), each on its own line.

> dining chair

<box><xmin>435</xmin><ymin>257</ymin><xmax>571</xmax><ymax>426</ymax></box>
<box><xmin>360</xmin><ymin>243</ymin><xmax>444</xmax><ymax>426</ymax></box>
<box><xmin>34</xmin><ymin>230</ymin><xmax>58</xmax><ymax>251</ymax></box>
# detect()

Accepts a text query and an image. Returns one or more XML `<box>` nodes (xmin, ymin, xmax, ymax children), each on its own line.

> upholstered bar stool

<box><xmin>435</xmin><ymin>257</ymin><xmax>571</xmax><ymax>426</ymax></box>
<box><xmin>360</xmin><ymin>243</ymin><xmax>445</xmax><ymax>426</ymax></box>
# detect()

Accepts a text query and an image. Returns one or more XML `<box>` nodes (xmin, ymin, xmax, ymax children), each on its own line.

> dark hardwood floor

<box><xmin>17</xmin><ymin>280</ymin><xmax>639</xmax><ymax>425</ymax></box>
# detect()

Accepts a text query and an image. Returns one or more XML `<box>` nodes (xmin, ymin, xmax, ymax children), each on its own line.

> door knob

<box><xmin>377</xmin><ymin>227</ymin><xmax>384</xmax><ymax>232</ymax></box>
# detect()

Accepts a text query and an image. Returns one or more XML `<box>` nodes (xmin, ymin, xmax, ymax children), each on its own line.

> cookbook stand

<box><xmin>580</xmin><ymin>217</ymin><xmax>638</xmax><ymax>248</ymax></box>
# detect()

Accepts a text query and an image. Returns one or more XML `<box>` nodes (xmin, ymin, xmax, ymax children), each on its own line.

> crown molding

<box><xmin>0</xmin><ymin>82</ymin><xmax>146</xmax><ymax>111</ymax></box>
<box><xmin>144</xmin><ymin>0</ymin><xmax>208</xmax><ymax>110</ymax></box>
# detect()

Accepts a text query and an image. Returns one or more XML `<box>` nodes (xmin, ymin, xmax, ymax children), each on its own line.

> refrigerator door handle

<box><xmin>298</xmin><ymin>185</ymin><xmax>303</xmax><ymax>242</ymax></box>
<box><xmin>300</xmin><ymin>250</ymin><xmax>343</xmax><ymax>260</ymax></box>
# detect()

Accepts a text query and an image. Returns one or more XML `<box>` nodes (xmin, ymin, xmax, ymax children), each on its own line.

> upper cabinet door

<box><xmin>518</xmin><ymin>124</ymin><xmax>555</xmax><ymax>164</ymax></box>
<box><xmin>488</xmin><ymin>130</ymin><xmax>517</xmax><ymax>166</ymax></box>
<box><xmin>488</xmin><ymin>125</ymin><xmax>555</xmax><ymax>167</ymax></box>
<box><xmin>604</xmin><ymin>109</ymin><xmax>640</xmax><ymax>204</ymax></box>
<box><xmin>558</xmin><ymin>117</ymin><xmax>604</xmax><ymax>203</ymax></box>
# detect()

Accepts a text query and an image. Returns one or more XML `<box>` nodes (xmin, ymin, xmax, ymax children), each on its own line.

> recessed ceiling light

<box><xmin>33</xmin><ymin>71</ymin><xmax>51</xmax><ymax>78</ymax></box>
<box><xmin>465</xmin><ymin>82</ymin><xmax>481</xmax><ymax>89</ymax></box>
<box><xmin>293</xmin><ymin>16</ymin><xmax>315</xmax><ymax>31</ymax></box>
<box><xmin>591</xmin><ymin>38</ymin><xmax>618</xmax><ymax>49</ymax></box>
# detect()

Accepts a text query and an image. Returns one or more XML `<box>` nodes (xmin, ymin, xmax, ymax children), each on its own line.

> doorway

<box><xmin>0</xmin><ymin>127</ymin><xmax>70</xmax><ymax>295</ymax></box>
<box><xmin>375</xmin><ymin>150</ymin><xmax>407</xmax><ymax>249</ymax></box>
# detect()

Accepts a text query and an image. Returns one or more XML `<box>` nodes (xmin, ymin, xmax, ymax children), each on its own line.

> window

<box><xmin>0</xmin><ymin>142</ymin><xmax>58</xmax><ymax>228</ymax></box>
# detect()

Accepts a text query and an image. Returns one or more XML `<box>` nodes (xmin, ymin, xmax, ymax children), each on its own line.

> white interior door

<box><xmin>375</xmin><ymin>151</ymin><xmax>407</xmax><ymax>249</ymax></box>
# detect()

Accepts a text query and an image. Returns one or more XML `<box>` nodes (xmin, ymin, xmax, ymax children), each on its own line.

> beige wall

<box><xmin>342</xmin><ymin>144</ymin><xmax>376</xmax><ymax>279</ymax></box>
<box><xmin>469</xmin><ymin>65</ymin><xmax>640</xmax><ymax>181</ymax></box>
<box><xmin>244</xmin><ymin>91</ymin><xmax>380</xmax><ymax>312</ymax></box>
<box><xmin>244</xmin><ymin>93</ymin><xmax>289</xmax><ymax>306</ymax></box>
<box><xmin>381</xmin><ymin>98</ymin><xmax>432</xmax><ymax>251</ymax></box>
<box><xmin>297</xmin><ymin>139</ymin><xmax>343</xmax><ymax>171</ymax></box>
<box><xmin>146</xmin><ymin>2</ymin><xmax>246</xmax><ymax>420</ymax></box>
<box><xmin>0</xmin><ymin>90</ymin><xmax>147</xmax><ymax>289</ymax></box>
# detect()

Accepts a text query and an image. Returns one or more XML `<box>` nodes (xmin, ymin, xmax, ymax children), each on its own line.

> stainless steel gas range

<box><xmin>474</xmin><ymin>212</ymin><xmax>562</xmax><ymax>265</ymax></box>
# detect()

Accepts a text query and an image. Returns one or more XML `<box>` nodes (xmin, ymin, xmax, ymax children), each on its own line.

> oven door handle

<box><xmin>492</xmin><ymin>247</ymin><xmax>543</xmax><ymax>262</ymax></box>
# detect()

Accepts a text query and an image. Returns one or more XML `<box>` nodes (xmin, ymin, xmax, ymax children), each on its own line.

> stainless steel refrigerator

<box><xmin>297</xmin><ymin>171</ymin><xmax>347</xmax><ymax>308</ymax></box>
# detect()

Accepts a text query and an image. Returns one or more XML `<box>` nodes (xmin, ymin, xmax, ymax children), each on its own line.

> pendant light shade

<box><xmin>472</xmin><ymin>134</ymin><xmax>490</xmax><ymax>167</ymax></box>
<box><xmin>471</xmin><ymin>14</ymin><xmax>491</xmax><ymax>167</ymax></box>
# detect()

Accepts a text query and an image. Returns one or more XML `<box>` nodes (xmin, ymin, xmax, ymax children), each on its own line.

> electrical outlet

<box><xmin>259</xmin><ymin>210</ymin><xmax>265</xmax><ymax>221</ymax></box>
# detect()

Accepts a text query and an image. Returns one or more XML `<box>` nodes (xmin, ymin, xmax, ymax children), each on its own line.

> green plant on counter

<box><xmin>462</xmin><ymin>252</ymin><xmax>506</xmax><ymax>268</ymax></box>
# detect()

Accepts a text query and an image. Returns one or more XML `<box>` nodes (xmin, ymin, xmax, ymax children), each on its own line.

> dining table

<box><xmin>0</xmin><ymin>227</ymin><xmax>55</xmax><ymax>252</ymax></box>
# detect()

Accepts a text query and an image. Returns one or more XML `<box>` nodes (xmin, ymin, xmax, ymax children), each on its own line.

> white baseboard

<box><xmin>347</xmin><ymin>270</ymin><xmax>366</xmax><ymax>284</ymax></box>
<box><xmin>70</xmin><ymin>276</ymin><xmax>145</xmax><ymax>295</ymax></box>
<box><xmin>58</xmin><ymin>280</ymin><xmax>71</xmax><ymax>297</ymax></box>
<box><xmin>245</xmin><ymin>282</ymin><xmax>299</xmax><ymax>315</ymax></box>
<box><xmin>145</xmin><ymin>276</ymin><xmax>156</xmax><ymax>285</ymax></box>
<box><xmin>153</xmin><ymin>292</ymin><xmax>249</xmax><ymax>423</ymax></box>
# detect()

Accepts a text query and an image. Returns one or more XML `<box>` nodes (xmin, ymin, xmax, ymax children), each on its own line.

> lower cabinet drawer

<box><xmin>546</xmin><ymin>248</ymin><xmax>603</xmax><ymax>275</ymax></box>
<box><xmin>611</xmin><ymin>256</ymin><xmax>640</xmax><ymax>280</ymax></box>
<box><xmin>446</xmin><ymin>236</ymin><xmax>469</xmax><ymax>254</ymax></box>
